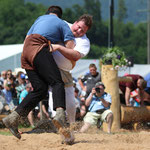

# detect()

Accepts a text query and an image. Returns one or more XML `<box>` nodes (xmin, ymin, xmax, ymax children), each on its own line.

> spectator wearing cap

<box><xmin>2</xmin><ymin>81</ymin><xmax>12</xmax><ymax>105</ymax></box>
<box><xmin>25</xmin><ymin>74</ymin><xmax>30</xmax><ymax>84</ymax></box>
<box><xmin>80</xmin><ymin>82</ymin><xmax>113</xmax><ymax>133</ymax></box>
<box><xmin>78</xmin><ymin>64</ymin><xmax>101</xmax><ymax>118</ymax></box>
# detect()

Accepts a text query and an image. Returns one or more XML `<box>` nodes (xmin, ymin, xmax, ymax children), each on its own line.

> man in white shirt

<box><xmin>49</xmin><ymin>14</ymin><xmax>92</xmax><ymax>124</ymax></box>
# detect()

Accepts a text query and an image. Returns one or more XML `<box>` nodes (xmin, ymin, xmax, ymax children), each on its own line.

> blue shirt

<box><xmin>144</xmin><ymin>73</ymin><xmax>150</xmax><ymax>87</ymax></box>
<box><xmin>2</xmin><ymin>89</ymin><xmax>12</xmax><ymax>104</ymax></box>
<box><xmin>88</xmin><ymin>92</ymin><xmax>112</xmax><ymax>112</ymax></box>
<box><xmin>27</xmin><ymin>14</ymin><xmax>74</xmax><ymax>43</ymax></box>
<box><xmin>19</xmin><ymin>89</ymin><xmax>28</xmax><ymax>104</ymax></box>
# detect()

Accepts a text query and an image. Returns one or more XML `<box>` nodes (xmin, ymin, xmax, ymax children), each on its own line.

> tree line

<box><xmin>0</xmin><ymin>0</ymin><xmax>147</xmax><ymax>64</ymax></box>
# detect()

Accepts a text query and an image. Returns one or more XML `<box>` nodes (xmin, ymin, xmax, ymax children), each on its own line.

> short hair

<box><xmin>89</xmin><ymin>63</ymin><xmax>97</xmax><ymax>69</ymax></box>
<box><xmin>95</xmin><ymin>82</ymin><xmax>105</xmax><ymax>89</ymax></box>
<box><xmin>46</xmin><ymin>5</ymin><xmax>62</xmax><ymax>18</ymax></box>
<box><xmin>138</xmin><ymin>78</ymin><xmax>147</xmax><ymax>89</ymax></box>
<box><xmin>76</xmin><ymin>14</ymin><xmax>93</xmax><ymax>30</ymax></box>
<box><xmin>6</xmin><ymin>69</ymin><xmax>12</xmax><ymax>74</ymax></box>
<box><xmin>6</xmin><ymin>69</ymin><xmax>13</xmax><ymax>77</ymax></box>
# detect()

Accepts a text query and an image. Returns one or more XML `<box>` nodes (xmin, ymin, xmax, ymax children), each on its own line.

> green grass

<box><xmin>0</xmin><ymin>131</ymin><xmax>12</xmax><ymax>136</ymax></box>
<box><xmin>0</xmin><ymin>123</ymin><xmax>32</xmax><ymax>136</ymax></box>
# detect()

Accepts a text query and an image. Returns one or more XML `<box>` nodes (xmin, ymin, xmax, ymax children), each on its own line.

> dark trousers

<box><xmin>15</xmin><ymin>47</ymin><xmax>65</xmax><ymax>117</ymax></box>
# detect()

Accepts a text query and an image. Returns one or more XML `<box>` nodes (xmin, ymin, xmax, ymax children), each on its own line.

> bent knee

<box><xmin>106</xmin><ymin>113</ymin><xmax>113</xmax><ymax>122</ymax></box>
<box><xmin>33</xmin><ymin>83</ymin><xmax>48</xmax><ymax>97</ymax></box>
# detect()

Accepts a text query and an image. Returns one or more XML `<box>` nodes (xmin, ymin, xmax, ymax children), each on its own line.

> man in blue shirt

<box><xmin>80</xmin><ymin>82</ymin><xmax>113</xmax><ymax>133</ymax></box>
<box><xmin>2</xmin><ymin>6</ymin><xmax>75</xmax><ymax>144</ymax></box>
<box><xmin>144</xmin><ymin>73</ymin><xmax>150</xmax><ymax>95</ymax></box>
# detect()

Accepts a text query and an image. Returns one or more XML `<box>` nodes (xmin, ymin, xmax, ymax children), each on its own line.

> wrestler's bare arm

<box><xmin>51</xmin><ymin>40</ymin><xmax>81</xmax><ymax>61</ymax></box>
<box><xmin>65</xmin><ymin>40</ymin><xmax>75</xmax><ymax>49</ymax></box>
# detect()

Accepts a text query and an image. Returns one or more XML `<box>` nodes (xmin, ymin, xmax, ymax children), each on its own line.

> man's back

<box><xmin>119</xmin><ymin>74</ymin><xmax>142</xmax><ymax>94</ymax></box>
<box><xmin>27</xmin><ymin>14</ymin><xmax>74</xmax><ymax>43</ymax></box>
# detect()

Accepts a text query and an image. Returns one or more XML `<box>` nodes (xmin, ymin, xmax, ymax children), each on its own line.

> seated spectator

<box><xmin>78</xmin><ymin>64</ymin><xmax>101</xmax><ymax>117</ymax></box>
<box><xmin>2</xmin><ymin>81</ymin><xmax>12</xmax><ymax>105</ymax></box>
<box><xmin>2</xmin><ymin>70</ymin><xmax>16</xmax><ymax>110</ymax></box>
<box><xmin>0</xmin><ymin>81</ymin><xmax>3</xmax><ymax>91</ymax></box>
<box><xmin>140</xmin><ymin>72</ymin><xmax>150</xmax><ymax>105</ymax></box>
<box><xmin>19</xmin><ymin>83</ymin><xmax>35</xmax><ymax>127</ymax></box>
<box><xmin>80</xmin><ymin>96</ymin><xmax>87</xmax><ymax>119</ymax></box>
<box><xmin>0</xmin><ymin>91</ymin><xmax>10</xmax><ymax>114</ymax></box>
<box><xmin>25</xmin><ymin>74</ymin><xmax>30</xmax><ymax>84</ymax></box>
<box><xmin>144</xmin><ymin>72</ymin><xmax>150</xmax><ymax>95</ymax></box>
<box><xmin>129</xmin><ymin>88</ymin><xmax>140</xmax><ymax>107</ymax></box>
<box><xmin>119</xmin><ymin>74</ymin><xmax>147</xmax><ymax>106</ymax></box>
<box><xmin>74</xmin><ymin>87</ymin><xmax>81</xmax><ymax>121</ymax></box>
<box><xmin>0</xmin><ymin>70</ymin><xmax>6</xmax><ymax>89</ymax></box>
<box><xmin>3</xmin><ymin>70</ymin><xmax>13</xmax><ymax>89</ymax></box>
<box><xmin>80</xmin><ymin>82</ymin><xmax>113</xmax><ymax>134</ymax></box>
<box><xmin>15</xmin><ymin>71</ymin><xmax>26</xmax><ymax>104</ymax></box>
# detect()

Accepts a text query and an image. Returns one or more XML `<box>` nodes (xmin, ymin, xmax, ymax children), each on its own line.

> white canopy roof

<box><xmin>0</xmin><ymin>44</ymin><xmax>23</xmax><ymax>61</ymax></box>
<box><xmin>0</xmin><ymin>44</ymin><xmax>150</xmax><ymax>79</ymax></box>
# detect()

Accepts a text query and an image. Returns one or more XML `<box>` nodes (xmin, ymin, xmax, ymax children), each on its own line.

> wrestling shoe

<box><xmin>2</xmin><ymin>111</ymin><xmax>21</xmax><ymax>139</ymax></box>
<box><xmin>52</xmin><ymin>108</ymin><xmax>75</xmax><ymax>145</ymax></box>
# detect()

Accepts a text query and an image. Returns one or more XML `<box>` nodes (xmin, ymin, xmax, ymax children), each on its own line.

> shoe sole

<box><xmin>2</xmin><ymin>118</ymin><xmax>21</xmax><ymax>139</ymax></box>
<box><xmin>52</xmin><ymin>119</ymin><xmax>74</xmax><ymax>145</ymax></box>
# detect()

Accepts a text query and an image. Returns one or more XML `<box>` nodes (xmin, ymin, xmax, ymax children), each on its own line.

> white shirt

<box><xmin>52</xmin><ymin>21</ymin><xmax>90</xmax><ymax>71</ymax></box>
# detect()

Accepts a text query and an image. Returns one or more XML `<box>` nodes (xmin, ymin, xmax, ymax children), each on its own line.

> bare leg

<box><xmin>27</xmin><ymin>111</ymin><xmax>34</xmax><ymax>127</ymax></box>
<box><xmin>80</xmin><ymin>122</ymin><xmax>91</xmax><ymax>133</ymax></box>
<box><xmin>49</xmin><ymin>87</ymin><xmax>76</xmax><ymax>123</ymax></box>
<box><xmin>106</xmin><ymin>113</ymin><xmax>113</xmax><ymax>133</ymax></box>
<box><xmin>80</xmin><ymin>105</ymin><xmax>86</xmax><ymax>119</ymax></box>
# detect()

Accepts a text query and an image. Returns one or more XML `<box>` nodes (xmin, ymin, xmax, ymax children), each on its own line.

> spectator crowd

<box><xmin>0</xmin><ymin>69</ymin><xmax>49</xmax><ymax>127</ymax></box>
<box><xmin>1</xmin><ymin>63</ymin><xmax>150</xmax><ymax>133</ymax></box>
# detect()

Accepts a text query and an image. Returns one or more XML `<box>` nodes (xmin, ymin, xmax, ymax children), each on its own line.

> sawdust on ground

<box><xmin>0</xmin><ymin>122</ymin><xmax>150</xmax><ymax>150</ymax></box>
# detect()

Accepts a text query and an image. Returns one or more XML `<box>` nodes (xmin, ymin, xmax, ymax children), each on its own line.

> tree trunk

<box><xmin>101</xmin><ymin>64</ymin><xmax>121</xmax><ymax>132</ymax></box>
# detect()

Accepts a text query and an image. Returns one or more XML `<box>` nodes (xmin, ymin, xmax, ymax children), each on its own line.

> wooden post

<box><xmin>101</xmin><ymin>64</ymin><xmax>121</xmax><ymax>132</ymax></box>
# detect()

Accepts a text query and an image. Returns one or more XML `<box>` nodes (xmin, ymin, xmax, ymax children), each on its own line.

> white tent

<box><xmin>0</xmin><ymin>44</ymin><xmax>23</xmax><ymax>61</ymax></box>
<box><xmin>0</xmin><ymin>44</ymin><xmax>150</xmax><ymax>79</ymax></box>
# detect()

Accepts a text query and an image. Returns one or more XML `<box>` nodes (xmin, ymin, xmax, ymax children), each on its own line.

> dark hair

<box><xmin>138</xmin><ymin>78</ymin><xmax>147</xmax><ymax>89</ymax></box>
<box><xmin>76</xmin><ymin>14</ymin><xmax>93</xmax><ymax>30</ymax></box>
<box><xmin>46</xmin><ymin>5</ymin><xmax>62</xmax><ymax>18</ymax></box>
<box><xmin>75</xmin><ymin>87</ymin><xmax>79</xmax><ymax>93</ymax></box>
<box><xmin>6</xmin><ymin>69</ymin><xmax>13</xmax><ymax>78</ymax></box>
<box><xmin>16</xmin><ymin>71</ymin><xmax>24</xmax><ymax>78</ymax></box>
<box><xmin>95</xmin><ymin>82</ymin><xmax>105</xmax><ymax>89</ymax></box>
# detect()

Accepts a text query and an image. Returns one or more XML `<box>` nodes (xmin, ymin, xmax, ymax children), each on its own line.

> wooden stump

<box><xmin>121</xmin><ymin>105</ymin><xmax>150</xmax><ymax>124</ymax></box>
<box><xmin>101</xmin><ymin>65</ymin><xmax>121</xmax><ymax>132</ymax></box>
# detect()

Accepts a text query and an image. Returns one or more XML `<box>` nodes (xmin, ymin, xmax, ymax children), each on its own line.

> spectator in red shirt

<box><xmin>119</xmin><ymin>74</ymin><xmax>147</xmax><ymax>106</ymax></box>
